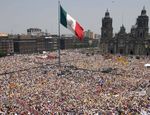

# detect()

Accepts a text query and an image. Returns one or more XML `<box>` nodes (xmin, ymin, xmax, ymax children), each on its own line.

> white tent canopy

<box><xmin>144</xmin><ymin>64</ymin><xmax>150</xmax><ymax>68</ymax></box>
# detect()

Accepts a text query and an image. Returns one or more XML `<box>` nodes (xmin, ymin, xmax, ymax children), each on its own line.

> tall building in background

<box><xmin>101</xmin><ymin>9</ymin><xmax>113</xmax><ymax>39</ymax></box>
<box><xmin>84</xmin><ymin>30</ymin><xmax>94</xmax><ymax>39</ymax></box>
<box><xmin>100</xmin><ymin>7</ymin><xmax>150</xmax><ymax>55</ymax></box>
<box><xmin>100</xmin><ymin>9</ymin><xmax>113</xmax><ymax>53</ymax></box>
<box><xmin>136</xmin><ymin>6</ymin><xmax>149</xmax><ymax>38</ymax></box>
<box><xmin>27</xmin><ymin>28</ymin><xmax>42</xmax><ymax>36</ymax></box>
<box><xmin>0</xmin><ymin>35</ymin><xmax>14</xmax><ymax>54</ymax></box>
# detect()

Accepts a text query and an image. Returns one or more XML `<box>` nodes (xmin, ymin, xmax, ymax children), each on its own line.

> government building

<box><xmin>100</xmin><ymin>7</ymin><xmax>150</xmax><ymax>55</ymax></box>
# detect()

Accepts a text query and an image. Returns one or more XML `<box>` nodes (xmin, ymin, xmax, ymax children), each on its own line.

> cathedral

<box><xmin>99</xmin><ymin>7</ymin><xmax>150</xmax><ymax>55</ymax></box>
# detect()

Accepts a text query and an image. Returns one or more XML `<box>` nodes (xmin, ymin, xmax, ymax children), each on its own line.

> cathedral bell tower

<box><xmin>136</xmin><ymin>6</ymin><xmax>149</xmax><ymax>38</ymax></box>
<box><xmin>100</xmin><ymin>9</ymin><xmax>113</xmax><ymax>53</ymax></box>
<box><xmin>101</xmin><ymin>9</ymin><xmax>113</xmax><ymax>39</ymax></box>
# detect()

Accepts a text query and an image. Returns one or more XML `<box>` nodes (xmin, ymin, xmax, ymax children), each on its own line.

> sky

<box><xmin>0</xmin><ymin>0</ymin><xmax>150</xmax><ymax>35</ymax></box>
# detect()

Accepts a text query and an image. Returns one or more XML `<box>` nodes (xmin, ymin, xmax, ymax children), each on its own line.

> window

<box><xmin>140</xmin><ymin>32</ymin><xmax>143</xmax><ymax>38</ymax></box>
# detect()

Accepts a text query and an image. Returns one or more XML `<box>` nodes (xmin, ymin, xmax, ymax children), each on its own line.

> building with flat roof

<box><xmin>0</xmin><ymin>37</ymin><xmax>14</xmax><ymax>54</ymax></box>
<box><xmin>27</xmin><ymin>28</ymin><xmax>43</xmax><ymax>36</ymax></box>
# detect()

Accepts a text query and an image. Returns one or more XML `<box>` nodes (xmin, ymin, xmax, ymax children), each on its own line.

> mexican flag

<box><xmin>60</xmin><ymin>5</ymin><xmax>84</xmax><ymax>40</ymax></box>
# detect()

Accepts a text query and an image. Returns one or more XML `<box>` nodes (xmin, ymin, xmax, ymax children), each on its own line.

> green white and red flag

<box><xmin>60</xmin><ymin>5</ymin><xmax>84</xmax><ymax>40</ymax></box>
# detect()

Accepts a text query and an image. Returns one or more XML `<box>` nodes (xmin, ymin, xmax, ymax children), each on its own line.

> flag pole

<box><xmin>58</xmin><ymin>0</ymin><xmax>61</xmax><ymax>66</ymax></box>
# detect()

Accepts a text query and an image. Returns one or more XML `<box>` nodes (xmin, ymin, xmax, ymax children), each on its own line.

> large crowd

<box><xmin>0</xmin><ymin>49</ymin><xmax>150</xmax><ymax>115</ymax></box>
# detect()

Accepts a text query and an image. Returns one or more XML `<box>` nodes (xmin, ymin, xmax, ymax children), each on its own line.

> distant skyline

<box><xmin>0</xmin><ymin>0</ymin><xmax>150</xmax><ymax>35</ymax></box>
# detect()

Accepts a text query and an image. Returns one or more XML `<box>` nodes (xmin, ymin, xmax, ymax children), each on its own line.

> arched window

<box><xmin>130</xmin><ymin>50</ymin><xmax>134</xmax><ymax>55</ymax></box>
<box><xmin>140</xmin><ymin>32</ymin><xmax>143</xmax><ymax>38</ymax></box>
<box><xmin>110</xmin><ymin>50</ymin><xmax>114</xmax><ymax>54</ymax></box>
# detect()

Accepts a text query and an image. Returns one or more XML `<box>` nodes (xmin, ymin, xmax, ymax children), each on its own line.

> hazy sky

<box><xmin>0</xmin><ymin>0</ymin><xmax>150</xmax><ymax>35</ymax></box>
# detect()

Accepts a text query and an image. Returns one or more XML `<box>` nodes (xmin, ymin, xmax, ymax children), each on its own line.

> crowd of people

<box><xmin>0</xmin><ymin>49</ymin><xmax>149</xmax><ymax>114</ymax></box>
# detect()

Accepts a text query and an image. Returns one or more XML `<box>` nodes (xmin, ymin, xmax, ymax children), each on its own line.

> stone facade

<box><xmin>100</xmin><ymin>7</ymin><xmax>150</xmax><ymax>55</ymax></box>
<box><xmin>0</xmin><ymin>37</ymin><xmax>14</xmax><ymax>54</ymax></box>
